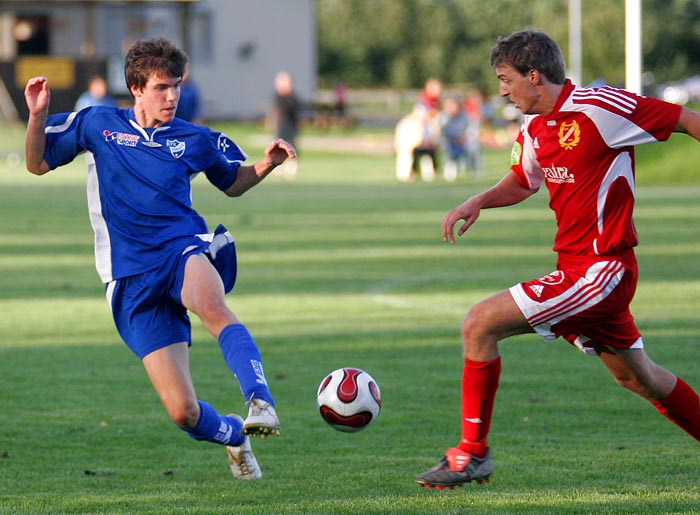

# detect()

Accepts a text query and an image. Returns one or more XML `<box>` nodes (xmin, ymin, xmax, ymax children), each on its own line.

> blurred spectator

<box><xmin>463</xmin><ymin>90</ymin><xmax>484</xmax><ymax>176</ymax></box>
<box><xmin>420</xmin><ymin>77</ymin><xmax>443</xmax><ymax>113</ymax></box>
<box><xmin>74</xmin><ymin>75</ymin><xmax>116</xmax><ymax>111</ymax></box>
<box><xmin>331</xmin><ymin>81</ymin><xmax>354</xmax><ymax>129</ymax></box>
<box><xmin>395</xmin><ymin>107</ymin><xmax>423</xmax><ymax>182</ymax></box>
<box><xmin>312</xmin><ymin>80</ymin><xmax>353</xmax><ymax>130</ymax></box>
<box><xmin>271</xmin><ymin>71</ymin><xmax>300</xmax><ymax>179</ymax></box>
<box><xmin>439</xmin><ymin>95</ymin><xmax>468</xmax><ymax>182</ymax></box>
<box><xmin>411</xmin><ymin>78</ymin><xmax>444</xmax><ymax>181</ymax></box>
<box><xmin>392</xmin><ymin>78</ymin><xmax>444</xmax><ymax>182</ymax></box>
<box><xmin>395</xmin><ymin>103</ymin><xmax>442</xmax><ymax>182</ymax></box>
<box><xmin>334</xmin><ymin>81</ymin><xmax>348</xmax><ymax>120</ymax></box>
<box><xmin>176</xmin><ymin>65</ymin><xmax>202</xmax><ymax>123</ymax></box>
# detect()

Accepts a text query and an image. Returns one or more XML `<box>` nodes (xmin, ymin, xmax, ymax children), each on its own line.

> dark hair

<box><xmin>490</xmin><ymin>29</ymin><xmax>566</xmax><ymax>85</ymax></box>
<box><xmin>124</xmin><ymin>37</ymin><xmax>188</xmax><ymax>94</ymax></box>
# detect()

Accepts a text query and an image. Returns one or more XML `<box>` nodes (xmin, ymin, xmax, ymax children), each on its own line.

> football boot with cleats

<box><xmin>416</xmin><ymin>447</ymin><xmax>493</xmax><ymax>490</ymax></box>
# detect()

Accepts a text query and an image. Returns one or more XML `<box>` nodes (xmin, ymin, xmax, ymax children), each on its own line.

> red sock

<box><xmin>457</xmin><ymin>357</ymin><xmax>501</xmax><ymax>458</ymax></box>
<box><xmin>652</xmin><ymin>377</ymin><xmax>700</xmax><ymax>442</ymax></box>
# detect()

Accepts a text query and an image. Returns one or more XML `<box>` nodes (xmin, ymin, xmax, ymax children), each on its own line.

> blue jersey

<box><xmin>43</xmin><ymin>106</ymin><xmax>246</xmax><ymax>282</ymax></box>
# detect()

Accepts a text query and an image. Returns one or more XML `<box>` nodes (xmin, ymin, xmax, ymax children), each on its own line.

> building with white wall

<box><xmin>0</xmin><ymin>0</ymin><xmax>316</xmax><ymax>120</ymax></box>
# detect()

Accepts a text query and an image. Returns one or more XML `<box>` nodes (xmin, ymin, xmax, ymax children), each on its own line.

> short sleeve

<box><xmin>44</xmin><ymin>111</ymin><xmax>86</xmax><ymax>169</ymax></box>
<box><xmin>203</xmin><ymin>131</ymin><xmax>247</xmax><ymax>191</ymax></box>
<box><xmin>509</xmin><ymin>117</ymin><xmax>543</xmax><ymax>190</ymax></box>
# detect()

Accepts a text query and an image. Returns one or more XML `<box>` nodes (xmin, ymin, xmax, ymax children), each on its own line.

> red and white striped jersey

<box><xmin>510</xmin><ymin>80</ymin><xmax>682</xmax><ymax>258</ymax></box>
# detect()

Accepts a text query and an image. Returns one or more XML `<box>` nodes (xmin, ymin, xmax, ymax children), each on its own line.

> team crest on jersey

<box><xmin>167</xmin><ymin>139</ymin><xmax>186</xmax><ymax>159</ymax></box>
<box><xmin>539</xmin><ymin>270</ymin><xmax>565</xmax><ymax>285</ymax></box>
<box><xmin>103</xmin><ymin>130</ymin><xmax>139</xmax><ymax>147</ymax></box>
<box><xmin>558</xmin><ymin>121</ymin><xmax>580</xmax><ymax>150</ymax></box>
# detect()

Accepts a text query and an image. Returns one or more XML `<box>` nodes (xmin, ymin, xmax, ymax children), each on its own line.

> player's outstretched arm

<box><xmin>676</xmin><ymin>107</ymin><xmax>700</xmax><ymax>142</ymax></box>
<box><xmin>24</xmin><ymin>76</ymin><xmax>51</xmax><ymax>175</ymax></box>
<box><xmin>225</xmin><ymin>138</ymin><xmax>296</xmax><ymax>197</ymax></box>
<box><xmin>442</xmin><ymin>171</ymin><xmax>537</xmax><ymax>244</ymax></box>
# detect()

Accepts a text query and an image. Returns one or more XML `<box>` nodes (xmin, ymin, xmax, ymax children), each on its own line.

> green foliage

<box><xmin>1</xmin><ymin>125</ymin><xmax>699</xmax><ymax>513</ymax></box>
<box><xmin>644</xmin><ymin>0</ymin><xmax>700</xmax><ymax>82</ymax></box>
<box><xmin>318</xmin><ymin>0</ymin><xmax>698</xmax><ymax>92</ymax></box>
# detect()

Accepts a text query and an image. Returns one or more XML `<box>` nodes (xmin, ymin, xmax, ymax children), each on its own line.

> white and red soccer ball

<box><xmin>317</xmin><ymin>367</ymin><xmax>382</xmax><ymax>432</ymax></box>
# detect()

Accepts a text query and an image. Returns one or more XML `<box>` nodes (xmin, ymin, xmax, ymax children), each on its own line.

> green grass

<box><xmin>0</xmin><ymin>123</ymin><xmax>699</xmax><ymax>514</ymax></box>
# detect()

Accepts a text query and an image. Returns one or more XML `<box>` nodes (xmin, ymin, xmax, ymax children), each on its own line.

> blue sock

<box><xmin>183</xmin><ymin>400</ymin><xmax>245</xmax><ymax>446</ymax></box>
<box><xmin>218</xmin><ymin>324</ymin><xmax>275</xmax><ymax>407</ymax></box>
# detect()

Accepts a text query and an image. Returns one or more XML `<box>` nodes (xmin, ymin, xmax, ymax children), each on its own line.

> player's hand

<box><xmin>442</xmin><ymin>198</ymin><xmax>481</xmax><ymax>244</ymax></box>
<box><xmin>264</xmin><ymin>138</ymin><xmax>297</xmax><ymax>167</ymax></box>
<box><xmin>24</xmin><ymin>76</ymin><xmax>50</xmax><ymax>115</ymax></box>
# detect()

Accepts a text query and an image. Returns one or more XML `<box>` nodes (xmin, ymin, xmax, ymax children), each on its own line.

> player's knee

<box><xmin>462</xmin><ymin>302</ymin><xmax>495</xmax><ymax>337</ymax></box>
<box><xmin>198</xmin><ymin>302</ymin><xmax>236</xmax><ymax>336</ymax></box>
<box><xmin>608</xmin><ymin>357</ymin><xmax>673</xmax><ymax>401</ymax></box>
<box><xmin>168</xmin><ymin>401</ymin><xmax>200</xmax><ymax>429</ymax></box>
<box><xmin>196</xmin><ymin>296</ymin><xmax>228</xmax><ymax>319</ymax></box>
<box><xmin>461</xmin><ymin>305</ymin><xmax>496</xmax><ymax>354</ymax></box>
<box><xmin>613</xmin><ymin>373</ymin><xmax>638</xmax><ymax>392</ymax></box>
<box><xmin>612</xmin><ymin>373</ymin><xmax>654</xmax><ymax>400</ymax></box>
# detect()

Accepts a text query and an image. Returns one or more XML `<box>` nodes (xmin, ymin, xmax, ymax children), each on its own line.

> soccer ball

<box><xmin>316</xmin><ymin>367</ymin><xmax>382</xmax><ymax>432</ymax></box>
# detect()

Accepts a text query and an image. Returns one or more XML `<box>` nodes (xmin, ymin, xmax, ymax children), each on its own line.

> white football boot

<box><xmin>243</xmin><ymin>398</ymin><xmax>280</xmax><ymax>439</ymax></box>
<box><xmin>225</xmin><ymin>414</ymin><xmax>262</xmax><ymax>480</ymax></box>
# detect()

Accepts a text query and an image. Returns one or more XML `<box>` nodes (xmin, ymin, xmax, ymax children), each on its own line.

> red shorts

<box><xmin>509</xmin><ymin>253</ymin><xmax>643</xmax><ymax>355</ymax></box>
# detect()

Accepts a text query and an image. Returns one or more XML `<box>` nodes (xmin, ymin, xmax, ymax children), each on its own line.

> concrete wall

<box><xmin>192</xmin><ymin>0</ymin><xmax>316</xmax><ymax>120</ymax></box>
<box><xmin>0</xmin><ymin>0</ymin><xmax>316</xmax><ymax>120</ymax></box>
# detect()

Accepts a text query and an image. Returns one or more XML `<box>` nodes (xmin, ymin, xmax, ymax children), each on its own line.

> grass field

<box><xmin>0</xmin><ymin>122</ymin><xmax>699</xmax><ymax>514</ymax></box>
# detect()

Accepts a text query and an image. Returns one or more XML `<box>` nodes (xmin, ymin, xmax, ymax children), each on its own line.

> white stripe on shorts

<box><xmin>509</xmin><ymin>260</ymin><xmax>625</xmax><ymax>340</ymax></box>
<box><xmin>105</xmin><ymin>280</ymin><xmax>117</xmax><ymax>307</ymax></box>
<box><xmin>572</xmin><ymin>334</ymin><xmax>645</xmax><ymax>355</ymax></box>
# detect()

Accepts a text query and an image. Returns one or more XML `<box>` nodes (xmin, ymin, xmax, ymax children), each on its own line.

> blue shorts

<box><xmin>106</xmin><ymin>225</ymin><xmax>237</xmax><ymax>359</ymax></box>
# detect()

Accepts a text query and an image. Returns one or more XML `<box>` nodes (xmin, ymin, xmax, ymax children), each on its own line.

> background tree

<box><xmin>644</xmin><ymin>0</ymin><xmax>700</xmax><ymax>83</ymax></box>
<box><xmin>317</xmin><ymin>0</ymin><xmax>697</xmax><ymax>94</ymax></box>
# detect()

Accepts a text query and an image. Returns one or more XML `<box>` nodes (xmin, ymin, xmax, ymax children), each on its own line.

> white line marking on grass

<box><xmin>365</xmin><ymin>276</ymin><xmax>468</xmax><ymax>315</ymax></box>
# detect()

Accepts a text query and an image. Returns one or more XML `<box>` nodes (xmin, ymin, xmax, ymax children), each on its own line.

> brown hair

<box><xmin>124</xmin><ymin>37</ymin><xmax>188</xmax><ymax>95</ymax></box>
<box><xmin>490</xmin><ymin>29</ymin><xmax>566</xmax><ymax>85</ymax></box>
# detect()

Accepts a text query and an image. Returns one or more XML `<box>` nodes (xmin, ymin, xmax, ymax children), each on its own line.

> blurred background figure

<box><xmin>395</xmin><ymin>105</ymin><xmax>425</xmax><ymax>182</ymax></box>
<box><xmin>419</xmin><ymin>77</ymin><xmax>442</xmax><ymax>113</ymax></box>
<box><xmin>74</xmin><ymin>75</ymin><xmax>116</xmax><ymax>111</ymax></box>
<box><xmin>176</xmin><ymin>65</ymin><xmax>202</xmax><ymax>124</ymax></box>
<box><xmin>271</xmin><ymin>71</ymin><xmax>301</xmax><ymax>179</ymax></box>
<box><xmin>394</xmin><ymin>78</ymin><xmax>443</xmax><ymax>182</ymax></box>
<box><xmin>464</xmin><ymin>90</ymin><xmax>484</xmax><ymax>177</ymax></box>
<box><xmin>413</xmin><ymin>78</ymin><xmax>443</xmax><ymax>181</ymax></box>
<box><xmin>333</xmin><ymin>81</ymin><xmax>350</xmax><ymax>128</ymax></box>
<box><xmin>439</xmin><ymin>95</ymin><xmax>468</xmax><ymax>182</ymax></box>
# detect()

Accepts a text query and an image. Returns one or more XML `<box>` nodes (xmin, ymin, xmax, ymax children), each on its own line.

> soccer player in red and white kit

<box><xmin>416</xmin><ymin>29</ymin><xmax>700</xmax><ymax>489</ymax></box>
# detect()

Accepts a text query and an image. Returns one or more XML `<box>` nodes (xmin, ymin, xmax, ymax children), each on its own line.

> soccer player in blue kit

<box><xmin>24</xmin><ymin>37</ymin><xmax>296</xmax><ymax>480</ymax></box>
